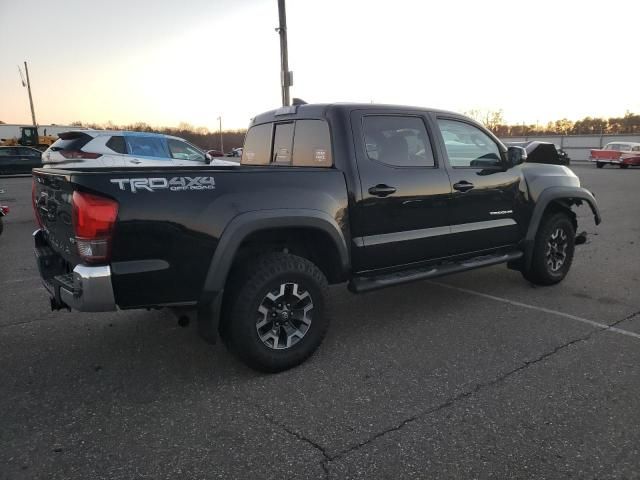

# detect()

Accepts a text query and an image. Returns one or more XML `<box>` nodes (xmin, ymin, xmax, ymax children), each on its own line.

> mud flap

<box><xmin>197</xmin><ymin>290</ymin><xmax>224</xmax><ymax>345</ymax></box>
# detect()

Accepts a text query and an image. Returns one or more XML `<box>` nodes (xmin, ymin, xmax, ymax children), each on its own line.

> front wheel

<box><xmin>620</xmin><ymin>164</ymin><xmax>629</xmax><ymax>169</ymax></box>
<box><xmin>522</xmin><ymin>212</ymin><xmax>575</xmax><ymax>286</ymax></box>
<box><xmin>0</xmin><ymin>217</ymin><xmax>3</xmax><ymax>236</ymax></box>
<box><xmin>596</xmin><ymin>162</ymin><xmax>604</xmax><ymax>168</ymax></box>
<box><xmin>224</xmin><ymin>252</ymin><xmax>329</xmax><ymax>372</ymax></box>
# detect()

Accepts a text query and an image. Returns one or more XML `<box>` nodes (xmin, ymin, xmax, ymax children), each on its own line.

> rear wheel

<box><xmin>596</xmin><ymin>162</ymin><xmax>604</xmax><ymax>168</ymax></box>
<box><xmin>522</xmin><ymin>212</ymin><xmax>575</xmax><ymax>286</ymax></box>
<box><xmin>224</xmin><ymin>252</ymin><xmax>329</xmax><ymax>372</ymax></box>
<box><xmin>0</xmin><ymin>217</ymin><xmax>3</xmax><ymax>236</ymax></box>
<box><xmin>620</xmin><ymin>164</ymin><xmax>629</xmax><ymax>169</ymax></box>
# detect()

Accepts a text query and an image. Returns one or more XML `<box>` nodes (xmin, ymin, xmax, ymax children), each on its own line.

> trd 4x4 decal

<box><xmin>110</xmin><ymin>177</ymin><xmax>215</xmax><ymax>193</ymax></box>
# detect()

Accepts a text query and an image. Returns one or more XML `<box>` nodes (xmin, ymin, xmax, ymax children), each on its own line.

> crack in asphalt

<box><xmin>263</xmin><ymin>309</ymin><xmax>640</xmax><ymax>476</ymax></box>
<box><xmin>261</xmin><ymin>412</ymin><xmax>331</xmax><ymax>479</ymax></box>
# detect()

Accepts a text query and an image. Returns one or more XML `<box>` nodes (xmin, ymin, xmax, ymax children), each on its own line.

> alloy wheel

<box><xmin>256</xmin><ymin>282</ymin><xmax>314</xmax><ymax>350</ymax></box>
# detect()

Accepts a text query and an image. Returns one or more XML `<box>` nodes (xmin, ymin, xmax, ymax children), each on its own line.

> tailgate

<box><xmin>32</xmin><ymin>170</ymin><xmax>81</xmax><ymax>266</ymax></box>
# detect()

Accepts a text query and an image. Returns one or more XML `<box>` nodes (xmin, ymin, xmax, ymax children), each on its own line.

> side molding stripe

<box><xmin>354</xmin><ymin>219</ymin><xmax>516</xmax><ymax>247</ymax></box>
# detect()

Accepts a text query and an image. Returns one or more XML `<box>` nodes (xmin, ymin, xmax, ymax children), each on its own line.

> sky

<box><xmin>1</xmin><ymin>0</ymin><xmax>639</xmax><ymax>131</ymax></box>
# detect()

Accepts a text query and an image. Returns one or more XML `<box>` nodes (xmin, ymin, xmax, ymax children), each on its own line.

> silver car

<box><xmin>42</xmin><ymin>130</ymin><xmax>239</xmax><ymax>169</ymax></box>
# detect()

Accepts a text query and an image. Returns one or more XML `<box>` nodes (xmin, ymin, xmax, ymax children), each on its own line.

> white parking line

<box><xmin>2</xmin><ymin>276</ymin><xmax>40</xmax><ymax>285</ymax></box>
<box><xmin>431</xmin><ymin>281</ymin><xmax>640</xmax><ymax>340</ymax></box>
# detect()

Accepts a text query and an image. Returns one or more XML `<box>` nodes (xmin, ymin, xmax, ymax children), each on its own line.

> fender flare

<box><xmin>523</xmin><ymin>186</ymin><xmax>601</xmax><ymax>269</ymax></box>
<box><xmin>197</xmin><ymin>209</ymin><xmax>350</xmax><ymax>339</ymax></box>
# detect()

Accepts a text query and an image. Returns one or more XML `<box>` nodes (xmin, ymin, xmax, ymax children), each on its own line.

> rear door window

<box><xmin>362</xmin><ymin>116</ymin><xmax>435</xmax><ymax>167</ymax></box>
<box><xmin>125</xmin><ymin>136</ymin><xmax>169</xmax><ymax>158</ymax></box>
<box><xmin>292</xmin><ymin>120</ymin><xmax>332</xmax><ymax>167</ymax></box>
<box><xmin>242</xmin><ymin>123</ymin><xmax>272</xmax><ymax>165</ymax></box>
<box><xmin>0</xmin><ymin>148</ymin><xmax>18</xmax><ymax>157</ymax></box>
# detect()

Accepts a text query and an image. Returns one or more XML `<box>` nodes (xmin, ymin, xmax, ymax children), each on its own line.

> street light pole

<box><xmin>276</xmin><ymin>0</ymin><xmax>292</xmax><ymax>107</ymax></box>
<box><xmin>217</xmin><ymin>116</ymin><xmax>224</xmax><ymax>153</ymax></box>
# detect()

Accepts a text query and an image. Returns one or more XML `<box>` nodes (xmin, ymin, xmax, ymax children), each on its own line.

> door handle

<box><xmin>368</xmin><ymin>184</ymin><xmax>397</xmax><ymax>197</ymax></box>
<box><xmin>130</xmin><ymin>159</ymin><xmax>142</xmax><ymax>164</ymax></box>
<box><xmin>453</xmin><ymin>181</ymin><xmax>474</xmax><ymax>192</ymax></box>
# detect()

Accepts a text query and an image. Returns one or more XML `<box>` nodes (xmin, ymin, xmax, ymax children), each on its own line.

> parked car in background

<box><xmin>226</xmin><ymin>147</ymin><xmax>243</xmax><ymax>157</ymax></box>
<box><xmin>42</xmin><ymin>131</ymin><xmax>240</xmax><ymax>169</ymax></box>
<box><xmin>503</xmin><ymin>141</ymin><xmax>569</xmax><ymax>166</ymax></box>
<box><xmin>555</xmin><ymin>145</ymin><xmax>570</xmax><ymax>164</ymax></box>
<box><xmin>0</xmin><ymin>146</ymin><xmax>43</xmax><ymax>175</ymax></box>
<box><xmin>590</xmin><ymin>142</ymin><xmax>640</xmax><ymax>168</ymax></box>
<box><xmin>206</xmin><ymin>149</ymin><xmax>225</xmax><ymax>157</ymax></box>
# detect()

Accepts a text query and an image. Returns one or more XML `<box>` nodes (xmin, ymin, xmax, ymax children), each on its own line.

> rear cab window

<box><xmin>242</xmin><ymin>119</ymin><xmax>332</xmax><ymax>167</ymax></box>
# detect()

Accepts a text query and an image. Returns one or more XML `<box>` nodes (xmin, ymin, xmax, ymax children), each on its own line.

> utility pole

<box><xmin>22</xmin><ymin>62</ymin><xmax>37</xmax><ymax>128</ymax></box>
<box><xmin>217</xmin><ymin>116</ymin><xmax>224</xmax><ymax>153</ymax></box>
<box><xmin>276</xmin><ymin>0</ymin><xmax>292</xmax><ymax>106</ymax></box>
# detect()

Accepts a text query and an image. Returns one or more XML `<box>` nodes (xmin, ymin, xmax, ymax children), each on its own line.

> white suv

<box><xmin>42</xmin><ymin>130</ymin><xmax>239</xmax><ymax>168</ymax></box>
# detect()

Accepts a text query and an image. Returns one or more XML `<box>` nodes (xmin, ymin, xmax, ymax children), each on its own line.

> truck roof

<box><xmin>250</xmin><ymin>103</ymin><xmax>462</xmax><ymax>126</ymax></box>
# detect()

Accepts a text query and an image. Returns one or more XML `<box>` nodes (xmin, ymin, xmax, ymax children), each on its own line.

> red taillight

<box><xmin>32</xmin><ymin>179</ymin><xmax>43</xmax><ymax>228</ymax></box>
<box><xmin>72</xmin><ymin>191</ymin><xmax>118</xmax><ymax>263</ymax></box>
<box><xmin>0</xmin><ymin>206</ymin><xmax>9</xmax><ymax>215</ymax></box>
<box><xmin>59</xmin><ymin>150</ymin><xmax>102</xmax><ymax>159</ymax></box>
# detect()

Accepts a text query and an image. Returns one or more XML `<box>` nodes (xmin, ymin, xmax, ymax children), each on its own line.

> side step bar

<box><xmin>349</xmin><ymin>250</ymin><xmax>523</xmax><ymax>293</ymax></box>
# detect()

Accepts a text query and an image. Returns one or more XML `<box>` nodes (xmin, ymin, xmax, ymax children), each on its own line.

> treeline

<box><xmin>466</xmin><ymin>110</ymin><xmax>640</xmax><ymax>137</ymax></box>
<box><xmin>37</xmin><ymin>110</ymin><xmax>640</xmax><ymax>148</ymax></box>
<box><xmin>69</xmin><ymin>121</ymin><xmax>247</xmax><ymax>152</ymax></box>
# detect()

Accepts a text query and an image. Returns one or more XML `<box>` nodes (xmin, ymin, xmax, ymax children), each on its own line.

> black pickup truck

<box><xmin>32</xmin><ymin>103</ymin><xmax>601</xmax><ymax>372</ymax></box>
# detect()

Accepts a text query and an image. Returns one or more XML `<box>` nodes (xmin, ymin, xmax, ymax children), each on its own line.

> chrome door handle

<box><xmin>368</xmin><ymin>184</ymin><xmax>397</xmax><ymax>197</ymax></box>
<box><xmin>453</xmin><ymin>181</ymin><xmax>474</xmax><ymax>192</ymax></box>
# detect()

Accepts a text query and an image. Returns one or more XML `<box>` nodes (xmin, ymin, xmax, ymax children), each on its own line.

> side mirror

<box><xmin>507</xmin><ymin>146</ymin><xmax>527</xmax><ymax>167</ymax></box>
<box><xmin>205</xmin><ymin>152</ymin><xmax>213</xmax><ymax>164</ymax></box>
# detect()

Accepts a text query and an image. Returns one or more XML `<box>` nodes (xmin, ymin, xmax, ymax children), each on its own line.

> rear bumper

<box><xmin>589</xmin><ymin>158</ymin><xmax>620</xmax><ymax>164</ymax></box>
<box><xmin>34</xmin><ymin>229</ymin><xmax>116</xmax><ymax>312</ymax></box>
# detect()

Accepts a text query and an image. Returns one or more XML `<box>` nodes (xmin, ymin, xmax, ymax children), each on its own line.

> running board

<box><xmin>349</xmin><ymin>250</ymin><xmax>524</xmax><ymax>293</ymax></box>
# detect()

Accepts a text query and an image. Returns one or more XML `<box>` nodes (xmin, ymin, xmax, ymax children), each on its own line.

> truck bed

<box><xmin>32</xmin><ymin>165</ymin><xmax>349</xmax><ymax>309</ymax></box>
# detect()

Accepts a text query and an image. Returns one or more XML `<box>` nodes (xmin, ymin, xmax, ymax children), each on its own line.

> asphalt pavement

<box><xmin>1</xmin><ymin>164</ymin><xmax>639</xmax><ymax>479</ymax></box>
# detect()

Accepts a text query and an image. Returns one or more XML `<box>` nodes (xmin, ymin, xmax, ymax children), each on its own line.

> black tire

<box><xmin>522</xmin><ymin>212</ymin><xmax>575</xmax><ymax>286</ymax></box>
<box><xmin>620</xmin><ymin>164</ymin><xmax>629</xmax><ymax>169</ymax></box>
<box><xmin>596</xmin><ymin>162</ymin><xmax>604</xmax><ymax>169</ymax></box>
<box><xmin>0</xmin><ymin>217</ymin><xmax>3</xmax><ymax>236</ymax></box>
<box><xmin>224</xmin><ymin>252</ymin><xmax>329</xmax><ymax>372</ymax></box>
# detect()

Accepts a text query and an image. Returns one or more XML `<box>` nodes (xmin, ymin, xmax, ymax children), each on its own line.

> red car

<box><xmin>590</xmin><ymin>142</ymin><xmax>640</xmax><ymax>169</ymax></box>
